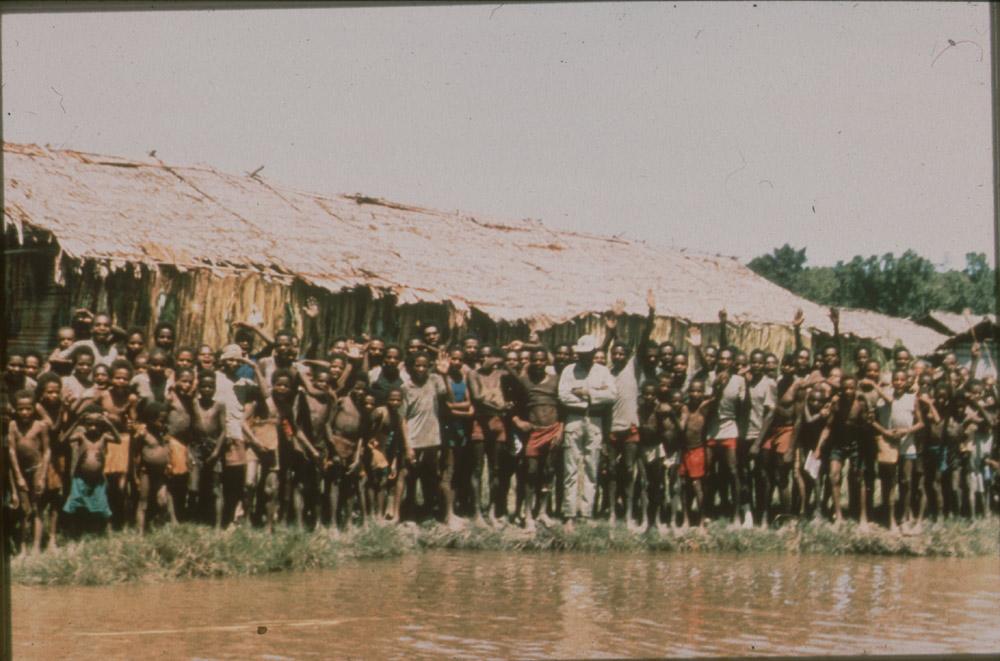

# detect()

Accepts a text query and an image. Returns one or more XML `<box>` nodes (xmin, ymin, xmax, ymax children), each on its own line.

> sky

<box><xmin>2</xmin><ymin>2</ymin><xmax>993</xmax><ymax>269</ymax></box>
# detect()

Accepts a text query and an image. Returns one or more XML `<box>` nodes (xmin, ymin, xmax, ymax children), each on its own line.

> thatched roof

<box><xmin>2</xmin><ymin>142</ymin><xmax>949</xmax><ymax>352</ymax></box>
<box><xmin>833</xmin><ymin>308</ymin><xmax>950</xmax><ymax>357</ymax></box>
<box><xmin>916</xmin><ymin>310</ymin><xmax>997</xmax><ymax>338</ymax></box>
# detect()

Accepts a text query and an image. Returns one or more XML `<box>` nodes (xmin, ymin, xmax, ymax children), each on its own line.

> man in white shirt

<box><xmin>558</xmin><ymin>335</ymin><xmax>617</xmax><ymax>527</ymax></box>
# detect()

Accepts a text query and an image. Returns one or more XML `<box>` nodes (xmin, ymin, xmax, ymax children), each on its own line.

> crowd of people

<box><xmin>3</xmin><ymin>293</ymin><xmax>998</xmax><ymax>555</ymax></box>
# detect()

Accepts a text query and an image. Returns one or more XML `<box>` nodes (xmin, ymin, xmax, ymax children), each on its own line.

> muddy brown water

<box><xmin>12</xmin><ymin>552</ymin><xmax>1000</xmax><ymax>659</ymax></box>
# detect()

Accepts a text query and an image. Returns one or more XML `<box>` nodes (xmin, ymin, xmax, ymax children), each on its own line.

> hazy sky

<box><xmin>2</xmin><ymin>2</ymin><xmax>993</xmax><ymax>268</ymax></box>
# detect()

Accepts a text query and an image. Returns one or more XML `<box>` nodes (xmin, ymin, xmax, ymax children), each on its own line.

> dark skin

<box><xmin>407</xmin><ymin>355</ymin><xmax>456</xmax><ymax>525</ymax></box>
<box><xmin>444</xmin><ymin>349</ymin><xmax>478</xmax><ymax>521</ymax></box>
<box><xmin>66</xmin><ymin>411</ymin><xmax>121</xmax><ymax>535</ymax></box>
<box><xmin>191</xmin><ymin>377</ymin><xmax>226</xmax><ymax>527</ymax></box>
<box><xmin>815</xmin><ymin>377</ymin><xmax>868</xmax><ymax>524</ymax></box>
<box><xmin>654</xmin><ymin>386</ymin><xmax>686</xmax><ymax>529</ymax></box>
<box><xmin>462</xmin><ymin>338</ymin><xmax>481</xmax><ymax>370</ymax></box>
<box><xmin>134</xmin><ymin>410</ymin><xmax>177</xmax><ymax>534</ymax></box>
<box><xmin>510</xmin><ymin>350</ymin><xmax>560</xmax><ymax>527</ymax></box>
<box><xmin>682</xmin><ymin>381</ymin><xmax>711</xmax><ymax>529</ymax></box>
<box><xmin>368</xmin><ymin>390</ymin><xmax>411</xmax><ymax>522</ymax></box>
<box><xmin>324</xmin><ymin>379</ymin><xmax>369</xmax><ymax>531</ymax></box>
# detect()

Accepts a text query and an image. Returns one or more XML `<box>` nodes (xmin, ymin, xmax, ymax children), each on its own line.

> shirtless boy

<box><xmin>133</xmin><ymin>401</ymin><xmax>177</xmax><ymax>534</ymax></box>
<box><xmin>816</xmin><ymin>377</ymin><xmax>870</xmax><ymax>526</ymax></box>
<box><xmin>366</xmin><ymin>387</ymin><xmax>411</xmax><ymax>521</ymax></box>
<box><xmin>62</xmin><ymin>404</ymin><xmax>122</xmax><ymax>533</ymax></box>
<box><xmin>511</xmin><ymin>350</ymin><xmax>562</xmax><ymax>530</ymax></box>
<box><xmin>681</xmin><ymin>380</ymin><xmax>710</xmax><ymax>529</ymax></box>
<box><xmin>9</xmin><ymin>390</ymin><xmax>51</xmax><ymax>553</ymax></box>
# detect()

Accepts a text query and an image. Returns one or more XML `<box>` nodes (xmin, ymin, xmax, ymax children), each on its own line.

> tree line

<box><xmin>747</xmin><ymin>245</ymin><xmax>995</xmax><ymax>319</ymax></box>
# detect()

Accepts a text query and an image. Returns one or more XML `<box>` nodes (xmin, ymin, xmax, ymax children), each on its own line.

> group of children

<box><xmin>3</xmin><ymin>297</ymin><xmax>997</xmax><ymax>553</ymax></box>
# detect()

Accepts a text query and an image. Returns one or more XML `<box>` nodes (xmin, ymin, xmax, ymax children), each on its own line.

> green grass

<box><xmin>11</xmin><ymin>518</ymin><xmax>999</xmax><ymax>586</ymax></box>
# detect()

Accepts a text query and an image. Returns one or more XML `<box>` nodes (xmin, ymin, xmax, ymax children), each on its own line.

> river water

<box><xmin>13</xmin><ymin>552</ymin><xmax>1000</xmax><ymax>659</ymax></box>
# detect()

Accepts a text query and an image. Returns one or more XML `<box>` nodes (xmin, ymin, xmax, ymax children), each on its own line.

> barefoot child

<box><xmin>366</xmin><ymin>387</ymin><xmax>411</xmax><ymax>521</ymax></box>
<box><xmin>510</xmin><ymin>350</ymin><xmax>562</xmax><ymax>530</ymax></box>
<box><xmin>35</xmin><ymin>373</ymin><xmax>68</xmax><ymax>546</ymax></box>
<box><xmin>190</xmin><ymin>371</ymin><xmax>227</xmax><ymax>526</ymax></box>
<box><xmin>62</xmin><ymin>404</ymin><xmax>121</xmax><ymax>533</ymax></box>
<box><xmin>681</xmin><ymin>380</ymin><xmax>711</xmax><ymax>529</ymax></box>
<box><xmin>8</xmin><ymin>390</ymin><xmax>51</xmax><ymax>553</ymax></box>
<box><xmin>97</xmin><ymin>360</ymin><xmax>138</xmax><ymax>529</ymax></box>
<box><xmin>133</xmin><ymin>402</ymin><xmax>177</xmax><ymax>534</ymax></box>
<box><xmin>871</xmin><ymin>370</ymin><xmax>922</xmax><ymax>530</ymax></box>
<box><xmin>652</xmin><ymin>384</ymin><xmax>686</xmax><ymax>530</ymax></box>
<box><xmin>815</xmin><ymin>377</ymin><xmax>870</xmax><ymax>525</ymax></box>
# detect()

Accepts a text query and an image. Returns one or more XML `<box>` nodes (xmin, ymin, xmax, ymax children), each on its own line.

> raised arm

<box><xmin>242</xmin><ymin>357</ymin><xmax>269</xmax><ymax>400</ymax></box>
<box><xmin>300</xmin><ymin>296</ymin><xmax>321</xmax><ymax>360</ymax></box>
<box><xmin>600</xmin><ymin>299</ymin><xmax>626</xmax><ymax>355</ymax></box>
<box><xmin>295</xmin><ymin>360</ymin><xmax>328</xmax><ymax>398</ymax></box>
<box><xmin>718</xmin><ymin>309</ymin><xmax>729</xmax><ymax>351</ymax></box>
<box><xmin>232</xmin><ymin>320</ymin><xmax>275</xmax><ymax>351</ymax></box>
<box><xmin>792</xmin><ymin>308</ymin><xmax>805</xmax><ymax>353</ymax></box>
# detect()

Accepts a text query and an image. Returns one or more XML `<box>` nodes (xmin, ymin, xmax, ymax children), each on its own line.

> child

<box><xmin>132</xmin><ymin>348</ymin><xmax>171</xmax><ymax>406</ymax></box>
<box><xmin>366</xmin><ymin>387</ymin><xmax>410</xmax><ymax>522</ymax></box>
<box><xmin>62</xmin><ymin>403</ymin><xmax>121</xmax><ymax>533</ymax></box>
<box><xmin>325</xmin><ymin>376</ymin><xmax>368</xmax><ymax>531</ymax></box>
<box><xmin>8</xmin><ymin>390</ymin><xmax>51</xmax><ymax>554</ymax></box>
<box><xmin>165</xmin><ymin>367</ymin><xmax>197</xmax><ymax>520</ymax></box>
<box><xmin>24</xmin><ymin>352</ymin><xmax>43</xmax><ymax>382</ymax></box>
<box><xmin>196</xmin><ymin>345</ymin><xmax>217</xmax><ymax>373</ymax></box>
<box><xmin>60</xmin><ymin>347</ymin><xmax>95</xmax><ymax>410</ymax></box>
<box><xmin>35</xmin><ymin>372</ymin><xmax>68</xmax><ymax>547</ymax></box>
<box><xmin>124</xmin><ymin>329</ymin><xmax>147</xmax><ymax>367</ymax></box>
<box><xmin>793</xmin><ymin>388</ymin><xmax>832</xmax><ymax>519</ymax></box>
<box><xmin>653</xmin><ymin>385</ymin><xmax>686</xmax><ymax>531</ymax></box>
<box><xmin>44</xmin><ymin>327</ymin><xmax>76</xmax><ymax>376</ymax></box>
<box><xmin>97</xmin><ymin>360</ymin><xmax>138</xmax><ymax>529</ymax></box>
<box><xmin>133</xmin><ymin>401</ymin><xmax>177</xmax><ymax>534</ymax></box>
<box><xmin>4</xmin><ymin>355</ymin><xmax>37</xmax><ymax>415</ymax></box>
<box><xmin>78</xmin><ymin>364</ymin><xmax>111</xmax><ymax>405</ymax></box>
<box><xmin>635</xmin><ymin>382</ymin><xmax>663</xmax><ymax>530</ymax></box>
<box><xmin>190</xmin><ymin>371</ymin><xmax>227</xmax><ymax>526</ymax></box>
<box><xmin>681</xmin><ymin>380</ymin><xmax>710</xmax><ymax>529</ymax></box>
<box><xmin>816</xmin><ymin>377</ymin><xmax>869</xmax><ymax>526</ymax></box>
<box><xmin>295</xmin><ymin>360</ymin><xmax>337</xmax><ymax>526</ymax></box>
<box><xmin>871</xmin><ymin>371</ymin><xmax>922</xmax><ymax>530</ymax></box>
<box><xmin>510</xmin><ymin>349</ymin><xmax>562</xmax><ymax>530</ymax></box>
<box><xmin>241</xmin><ymin>376</ymin><xmax>283</xmax><ymax>532</ymax></box>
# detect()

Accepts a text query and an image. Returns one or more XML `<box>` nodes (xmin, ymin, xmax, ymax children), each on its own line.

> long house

<box><xmin>3</xmin><ymin>142</ymin><xmax>948</xmax><ymax>364</ymax></box>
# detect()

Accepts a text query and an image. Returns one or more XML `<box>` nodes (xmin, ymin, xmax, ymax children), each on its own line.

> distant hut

<box><xmin>3</xmin><ymin>143</ymin><xmax>947</xmax><ymax>363</ymax></box>
<box><xmin>914</xmin><ymin>310</ymin><xmax>999</xmax><ymax>376</ymax></box>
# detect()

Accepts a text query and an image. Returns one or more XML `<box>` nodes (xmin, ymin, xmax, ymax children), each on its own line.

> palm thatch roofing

<box><xmin>916</xmin><ymin>310</ymin><xmax>997</xmax><ymax>338</ymax></box>
<box><xmin>3</xmin><ymin>142</ymin><xmax>948</xmax><ymax>353</ymax></box>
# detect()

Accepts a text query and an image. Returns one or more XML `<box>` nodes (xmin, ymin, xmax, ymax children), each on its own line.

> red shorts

<box><xmin>525</xmin><ymin>422</ymin><xmax>563</xmax><ymax>458</ymax></box>
<box><xmin>680</xmin><ymin>446</ymin><xmax>706</xmax><ymax>479</ymax></box>
<box><xmin>609</xmin><ymin>425</ymin><xmax>640</xmax><ymax>446</ymax></box>
<box><xmin>761</xmin><ymin>426</ymin><xmax>794</xmax><ymax>455</ymax></box>
<box><xmin>706</xmin><ymin>437</ymin><xmax>737</xmax><ymax>450</ymax></box>
<box><xmin>471</xmin><ymin>415</ymin><xmax>507</xmax><ymax>443</ymax></box>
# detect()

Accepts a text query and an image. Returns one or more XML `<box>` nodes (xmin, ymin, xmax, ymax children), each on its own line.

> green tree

<box><xmin>747</xmin><ymin>244</ymin><xmax>807</xmax><ymax>290</ymax></box>
<box><xmin>748</xmin><ymin>247</ymin><xmax>995</xmax><ymax>317</ymax></box>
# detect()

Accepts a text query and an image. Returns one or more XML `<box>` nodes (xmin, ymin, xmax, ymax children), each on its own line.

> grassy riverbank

<box><xmin>12</xmin><ymin>518</ymin><xmax>999</xmax><ymax>586</ymax></box>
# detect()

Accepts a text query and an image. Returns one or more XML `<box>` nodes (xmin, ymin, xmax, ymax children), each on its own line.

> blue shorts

<box><xmin>62</xmin><ymin>476</ymin><xmax>112</xmax><ymax>519</ymax></box>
